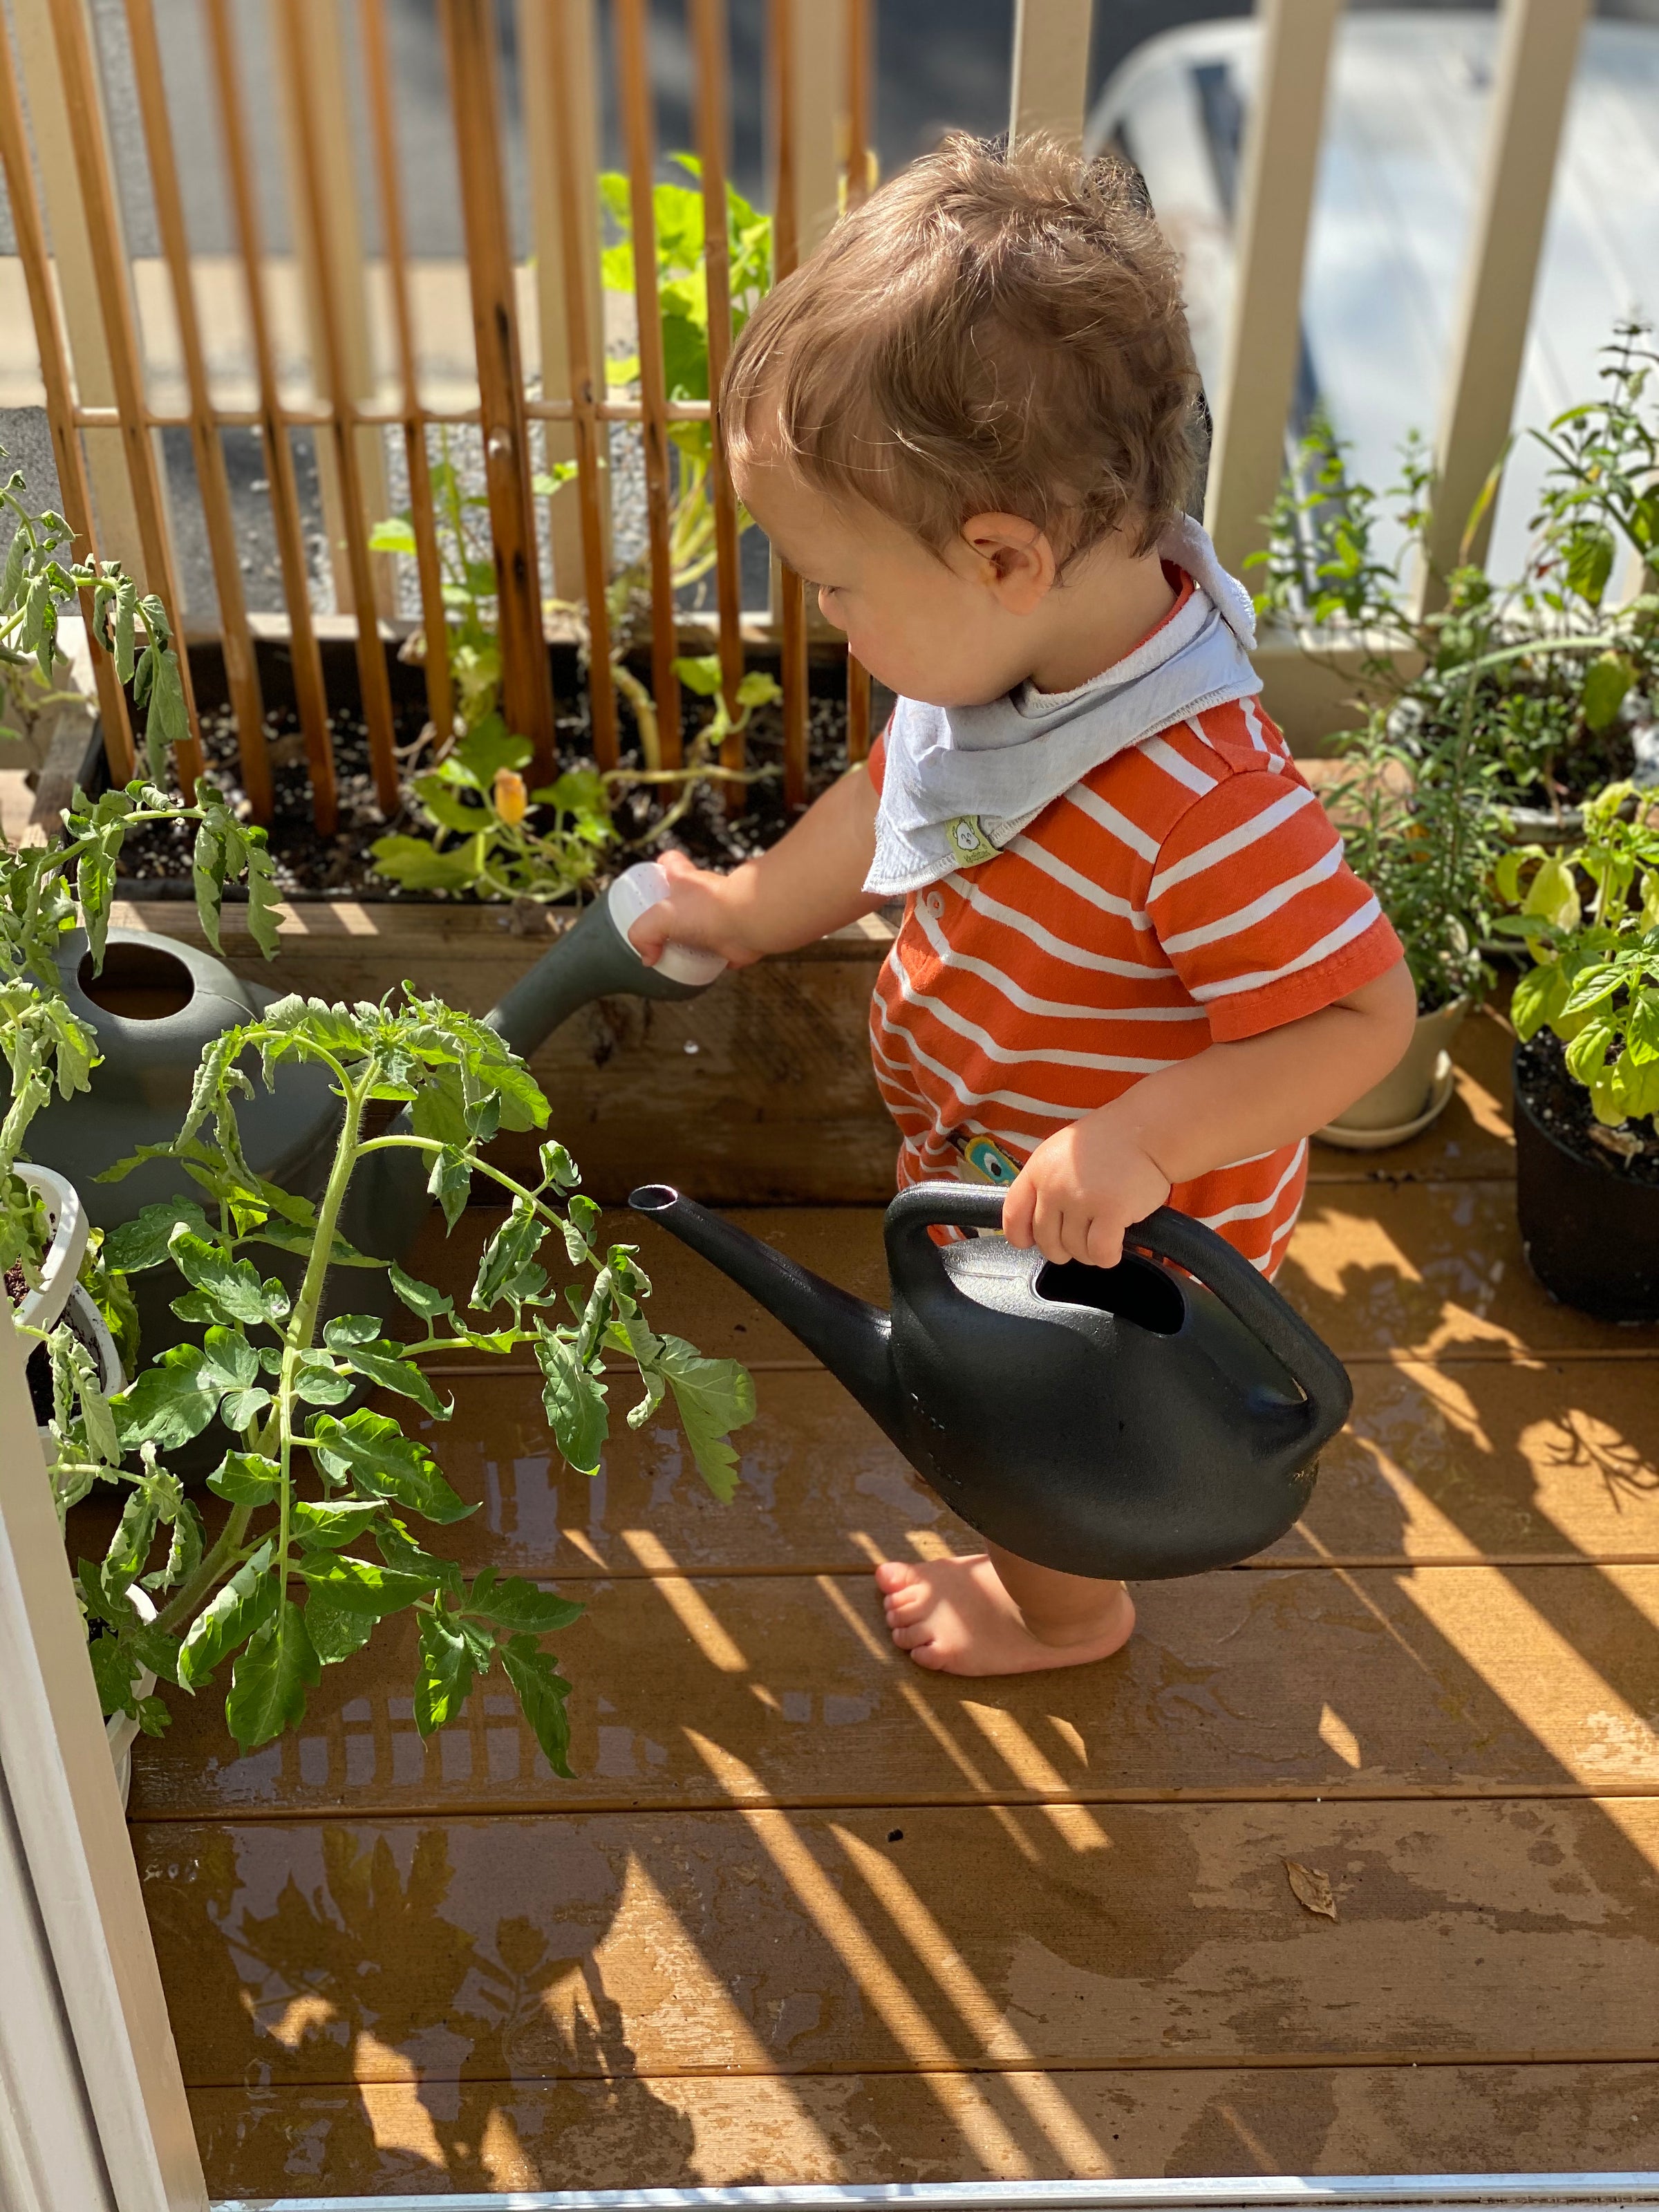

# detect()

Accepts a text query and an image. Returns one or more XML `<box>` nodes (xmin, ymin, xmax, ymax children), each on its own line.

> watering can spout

<box><xmin>485</xmin><ymin>865</ymin><xmax>722</xmax><ymax>1058</ymax></box>
<box><xmin>629</xmin><ymin>1185</ymin><xmax>902</xmax><ymax>1442</ymax></box>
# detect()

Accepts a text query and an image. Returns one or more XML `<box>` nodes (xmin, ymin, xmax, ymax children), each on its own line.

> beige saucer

<box><xmin>1315</xmin><ymin>1060</ymin><xmax>1458</xmax><ymax>1151</ymax></box>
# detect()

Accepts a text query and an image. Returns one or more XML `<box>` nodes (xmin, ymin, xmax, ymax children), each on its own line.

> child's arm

<box><xmin>1002</xmin><ymin>959</ymin><xmax>1418</xmax><ymax>1268</ymax></box>
<box><xmin>627</xmin><ymin>761</ymin><xmax>884</xmax><ymax>969</ymax></box>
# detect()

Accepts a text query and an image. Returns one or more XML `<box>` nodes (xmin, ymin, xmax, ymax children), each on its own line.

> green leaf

<box><xmin>207</xmin><ymin>1451</ymin><xmax>283</xmax><ymax>1506</ymax></box>
<box><xmin>415</xmin><ymin>1609</ymin><xmax>478</xmax><ymax>1737</ymax></box>
<box><xmin>243</xmin><ymin>833</ymin><xmax>282</xmax><ymax>962</ymax></box>
<box><xmin>561</xmin><ymin>1192</ymin><xmax>601</xmax><ymax>1265</ymax></box>
<box><xmin>89</xmin><ymin>1632</ymin><xmax>139</xmax><ymax>1717</ymax></box>
<box><xmin>290</xmin><ymin>1497</ymin><xmax>388</xmax><ymax>1551</ymax></box>
<box><xmin>177</xmin><ymin>1541</ymin><xmax>278</xmax><ymax>1690</ymax></box>
<box><xmin>428</xmin><ymin>1145</ymin><xmax>472</xmax><ymax>1230</ymax></box>
<box><xmin>1510</xmin><ymin>959</ymin><xmax>1566</xmax><ymax>1041</ymax></box>
<box><xmin>105</xmin><ymin>1198</ymin><xmax>211</xmax><ymax>1273</ymax></box>
<box><xmin>225</xmin><ymin>1600</ymin><xmax>320</xmax><ymax>1748</ymax></box>
<box><xmin>369</xmin><ymin>834</ymin><xmax>487</xmax><ymax>893</ymax></box>
<box><xmin>303</xmin><ymin>1593</ymin><xmax>377</xmax><ymax>1665</ymax></box>
<box><xmin>448</xmin><ymin>713</ymin><xmax>533</xmax><ymax>792</ymax></box>
<box><xmin>655</xmin><ymin>1336</ymin><xmax>755</xmax><ymax>1501</ymax></box>
<box><xmin>1566</xmin><ymin>1022</ymin><xmax>1616</xmax><ymax>1084</ymax></box>
<box><xmin>673</xmin><ymin>652</ymin><xmax>723</xmax><ymax>696</ymax></box>
<box><xmin>473</xmin><ymin>1201</ymin><xmax>545</xmax><ymax>1311</ymax></box>
<box><xmin>735</xmin><ymin>670</ymin><xmax>782</xmax><ymax>709</ymax></box>
<box><xmin>388</xmin><ymin>1263</ymin><xmax>455</xmax><ymax>1324</ymax></box>
<box><xmin>534</xmin><ymin>1331</ymin><xmax>609</xmax><ymax>1475</ymax></box>
<box><xmin>169</xmin><ymin>1229</ymin><xmax>290</xmax><ymax>1327</ymax></box>
<box><xmin>1564</xmin><ymin>522</ymin><xmax>1615</xmax><ymax>608</ymax></box>
<box><xmin>498</xmin><ymin>1635</ymin><xmax>574</xmax><ymax>1778</ymax></box>
<box><xmin>112</xmin><ymin>1343</ymin><xmax>223</xmax><ymax>1451</ymax></box>
<box><xmin>294</xmin><ymin>1550</ymin><xmax>440</xmax><ymax>1614</ymax></box>
<box><xmin>538</xmin><ymin>1141</ymin><xmax>581</xmax><ymax>1194</ymax></box>
<box><xmin>337</xmin><ymin>1339</ymin><xmax>448</xmax><ymax>1417</ymax></box>
<box><xmin>368</xmin><ymin>516</ymin><xmax>418</xmax><ymax>554</ymax></box>
<box><xmin>221</xmin><ymin>1386</ymin><xmax>272</xmax><ymax>1430</ymax></box>
<box><xmin>1582</xmin><ymin>650</ymin><xmax>1636</xmax><ymax>733</ymax></box>
<box><xmin>292</xmin><ymin>1350</ymin><xmax>355</xmax><ymax>1406</ymax></box>
<box><xmin>200</xmin><ymin>1327</ymin><xmax>259</xmax><ymax>1391</ymax></box>
<box><xmin>306</xmin><ymin>1409</ymin><xmax>474</xmax><ymax>1524</ymax></box>
<box><xmin>466</xmin><ymin>1572</ymin><xmax>584</xmax><ymax>1635</ymax></box>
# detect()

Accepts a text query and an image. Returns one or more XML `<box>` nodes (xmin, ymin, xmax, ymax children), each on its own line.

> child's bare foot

<box><xmin>874</xmin><ymin>1555</ymin><xmax>1135</xmax><ymax>1676</ymax></box>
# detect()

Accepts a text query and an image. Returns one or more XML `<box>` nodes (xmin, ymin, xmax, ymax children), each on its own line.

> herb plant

<box><xmin>55</xmin><ymin>989</ymin><xmax>755</xmax><ymax>1762</ymax></box>
<box><xmin>1257</xmin><ymin>326</ymin><xmax>1659</xmax><ymax>817</ymax></box>
<box><xmin>1498</xmin><ymin>782</ymin><xmax>1659</xmax><ymax>1136</ymax></box>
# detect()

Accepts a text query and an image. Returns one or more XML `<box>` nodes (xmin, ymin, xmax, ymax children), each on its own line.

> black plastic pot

<box><xmin>1514</xmin><ymin>1046</ymin><xmax>1659</xmax><ymax>1324</ymax></box>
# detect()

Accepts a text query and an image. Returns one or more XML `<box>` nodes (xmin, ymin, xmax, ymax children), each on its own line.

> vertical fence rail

<box><xmin>201</xmin><ymin>0</ymin><xmax>337</xmax><ymax>834</ymax></box>
<box><xmin>122</xmin><ymin>0</ymin><xmax>270</xmax><ymax>818</ymax></box>
<box><xmin>617</xmin><ymin>0</ymin><xmax>683</xmax><ymax>771</ymax></box>
<box><xmin>1202</xmin><ymin>0</ymin><xmax>1341</xmax><ymax>582</ymax></box>
<box><xmin>48</xmin><ymin>0</ymin><xmax>203</xmax><ymax>796</ymax></box>
<box><xmin>361</xmin><ymin>0</ymin><xmax>454</xmax><ymax>748</ymax></box>
<box><xmin>0</xmin><ymin>18</ymin><xmax>135</xmax><ymax>782</ymax></box>
<box><xmin>543</xmin><ymin>0</ymin><xmax>619</xmax><ymax>770</ymax></box>
<box><xmin>439</xmin><ymin>0</ymin><xmax>557</xmax><ymax>782</ymax></box>
<box><xmin>1418</xmin><ymin>0</ymin><xmax>1591</xmax><ymax>603</ymax></box>
<box><xmin>691</xmin><ymin>0</ymin><xmax>748</xmax><ymax>802</ymax></box>
<box><xmin>769</xmin><ymin>0</ymin><xmax>809</xmax><ymax>811</ymax></box>
<box><xmin>276</xmin><ymin>3</ymin><xmax>400</xmax><ymax>812</ymax></box>
<box><xmin>843</xmin><ymin>0</ymin><xmax>873</xmax><ymax>766</ymax></box>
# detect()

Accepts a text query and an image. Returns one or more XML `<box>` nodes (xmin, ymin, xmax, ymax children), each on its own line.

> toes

<box><xmin>882</xmin><ymin>1586</ymin><xmax>930</xmax><ymax>1623</ymax></box>
<box><xmin>890</xmin><ymin>1620</ymin><xmax>937</xmax><ymax>1653</ymax></box>
<box><xmin>906</xmin><ymin>1640</ymin><xmax>955</xmax><ymax>1671</ymax></box>
<box><xmin>873</xmin><ymin>1562</ymin><xmax>919</xmax><ymax>1593</ymax></box>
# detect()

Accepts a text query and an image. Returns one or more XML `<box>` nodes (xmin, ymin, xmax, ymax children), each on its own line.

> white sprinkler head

<box><xmin>606</xmin><ymin>861</ymin><xmax>728</xmax><ymax>988</ymax></box>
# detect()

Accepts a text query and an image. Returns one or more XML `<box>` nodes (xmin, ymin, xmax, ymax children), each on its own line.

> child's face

<box><xmin>733</xmin><ymin>425</ymin><xmax>1066</xmax><ymax>709</ymax></box>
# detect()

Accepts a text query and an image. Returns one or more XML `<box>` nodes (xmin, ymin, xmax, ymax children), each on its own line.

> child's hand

<box><xmin>1001</xmin><ymin>1118</ymin><xmax>1172</xmax><ymax>1269</ymax></box>
<box><xmin>626</xmin><ymin>849</ymin><xmax>765</xmax><ymax>971</ymax></box>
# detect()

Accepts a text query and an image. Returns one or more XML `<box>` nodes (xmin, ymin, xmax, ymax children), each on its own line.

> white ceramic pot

<box><xmin>11</xmin><ymin>1163</ymin><xmax>123</xmax><ymax>1426</ymax></box>
<box><xmin>1318</xmin><ymin>997</ymin><xmax>1470</xmax><ymax>1150</ymax></box>
<box><xmin>102</xmin><ymin>1584</ymin><xmax>158</xmax><ymax>1810</ymax></box>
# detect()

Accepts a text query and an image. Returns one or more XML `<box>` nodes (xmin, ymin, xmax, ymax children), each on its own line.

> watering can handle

<box><xmin>883</xmin><ymin>1182</ymin><xmax>1351</xmax><ymax>1443</ymax></box>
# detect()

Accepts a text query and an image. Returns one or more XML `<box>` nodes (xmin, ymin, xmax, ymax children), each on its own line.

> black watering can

<box><xmin>630</xmin><ymin>1180</ymin><xmax>1351</xmax><ymax>1580</ymax></box>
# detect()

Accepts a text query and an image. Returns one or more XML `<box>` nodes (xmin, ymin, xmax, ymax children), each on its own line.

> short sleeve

<box><xmin>1146</xmin><ymin>770</ymin><xmax>1403</xmax><ymax>1041</ymax></box>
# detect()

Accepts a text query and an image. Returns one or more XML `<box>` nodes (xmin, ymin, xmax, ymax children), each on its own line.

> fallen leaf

<box><xmin>1284</xmin><ymin>1859</ymin><xmax>1338</xmax><ymax>1920</ymax></box>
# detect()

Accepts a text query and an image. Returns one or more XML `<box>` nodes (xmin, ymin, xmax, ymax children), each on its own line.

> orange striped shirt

<box><xmin>867</xmin><ymin>664</ymin><xmax>1400</xmax><ymax>1273</ymax></box>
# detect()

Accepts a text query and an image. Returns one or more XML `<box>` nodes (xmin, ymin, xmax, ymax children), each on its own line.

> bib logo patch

<box><xmin>946</xmin><ymin>814</ymin><xmax>1000</xmax><ymax>866</ymax></box>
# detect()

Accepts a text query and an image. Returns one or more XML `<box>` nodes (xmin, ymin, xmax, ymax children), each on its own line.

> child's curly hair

<box><xmin>722</xmin><ymin>132</ymin><xmax>1203</xmax><ymax>565</ymax></box>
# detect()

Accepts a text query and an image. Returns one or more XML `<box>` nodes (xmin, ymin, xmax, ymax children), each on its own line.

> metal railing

<box><xmin>0</xmin><ymin>0</ymin><xmax>1594</xmax><ymax>823</ymax></box>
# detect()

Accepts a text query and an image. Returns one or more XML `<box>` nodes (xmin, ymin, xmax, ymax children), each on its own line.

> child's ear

<box><xmin>958</xmin><ymin>512</ymin><xmax>1057</xmax><ymax>614</ymax></box>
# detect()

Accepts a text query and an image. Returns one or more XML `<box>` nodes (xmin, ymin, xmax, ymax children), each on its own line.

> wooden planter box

<box><xmin>109</xmin><ymin>896</ymin><xmax>899</xmax><ymax>1206</ymax></box>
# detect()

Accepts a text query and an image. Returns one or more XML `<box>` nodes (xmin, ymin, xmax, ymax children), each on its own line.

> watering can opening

<box><xmin>76</xmin><ymin>940</ymin><xmax>196</xmax><ymax>1022</ymax></box>
<box><xmin>631</xmin><ymin>1183</ymin><xmax>679</xmax><ymax>1215</ymax></box>
<box><xmin>1033</xmin><ymin>1254</ymin><xmax>1185</xmax><ymax>1336</ymax></box>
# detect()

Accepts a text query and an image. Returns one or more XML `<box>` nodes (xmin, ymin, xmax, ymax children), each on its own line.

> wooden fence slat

<box><xmin>200</xmin><ymin>0</ymin><xmax>337</xmax><ymax>836</ymax></box>
<box><xmin>691</xmin><ymin>0</ymin><xmax>747</xmax><ymax>806</ymax></box>
<box><xmin>0</xmin><ymin>16</ymin><xmax>135</xmax><ymax>782</ymax></box>
<box><xmin>520</xmin><ymin>0</ymin><xmax>609</xmax><ymax>605</ymax></box>
<box><xmin>438</xmin><ymin>0</ymin><xmax>557</xmax><ymax>782</ymax></box>
<box><xmin>122</xmin><ymin>0</ymin><xmax>270</xmax><ymax>821</ymax></box>
<box><xmin>48</xmin><ymin>0</ymin><xmax>204</xmax><ymax>796</ymax></box>
<box><xmin>1009</xmin><ymin>0</ymin><xmax>1094</xmax><ymax>149</ymax></box>
<box><xmin>269</xmin><ymin>0</ymin><xmax>393</xmax><ymax>625</ymax></box>
<box><xmin>1418</xmin><ymin>0</ymin><xmax>1592</xmax><ymax>603</ymax></box>
<box><xmin>274</xmin><ymin>2</ymin><xmax>399</xmax><ymax>814</ymax></box>
<box><xmin>9</xmin><ymin>0</ymin><xmax>144</xmax><ymax>583</ymax></box>
<box><xmin>791</xmin><ymin>0</ymin><xmax>844</xmax><ymax>260</ymax></box>
<box><xmin>769</xmin><ymin>0</ymin><xmax>808</xmax><ymax>811</ymax></box>
<box><xmin>616</xmin><ymin>0</ymin><xmax>683</xmax><ymax>771</ymax></box>
<box><xmin>361</xmin><ymin>0</ymin><xmax>454</xmax><ymax>749</ymax></box>
<box><xmin>542</xmin><ymin>0</ymin><xmax>619</xmax><ymax>770</ymax></box>
<box><xmin>1201</xmin><ymin>0</ymin><xmax>1341</xmax><ymax>582</ymax></box>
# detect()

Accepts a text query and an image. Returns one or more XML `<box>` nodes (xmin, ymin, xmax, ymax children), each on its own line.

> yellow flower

<box><xmin>493</xmin><ymin>767</ymin><xmax>528</xmax><ymax>826</ymax></box>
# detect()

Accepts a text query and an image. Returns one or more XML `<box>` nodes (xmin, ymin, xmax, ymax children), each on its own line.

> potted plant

<box><xmin>1497</xmin><ymin>780</ymin><xmax>1659</xmax><ymax>1320</ymax></box>
<box><xmin>53</xmin><ymin>983</ymin><xmax>753</xmax><ymax>1782</ymax></box>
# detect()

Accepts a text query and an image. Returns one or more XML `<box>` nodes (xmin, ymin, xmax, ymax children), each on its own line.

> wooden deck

<box><xmin>120</xmin><ymin>1006</ymin><xmax>1659</xmax><ymax>2196</ymax></box>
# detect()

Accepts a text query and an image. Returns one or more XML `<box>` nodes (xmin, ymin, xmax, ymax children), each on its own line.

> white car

<box><xmin>1087</xmin><ymin>10</ymin><xmax>1659</xmax><ymax>581</ymax></box>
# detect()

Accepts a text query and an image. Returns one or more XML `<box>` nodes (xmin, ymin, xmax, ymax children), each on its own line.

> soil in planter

<box><xmin>1515</xmin><ymin>1029</ymin><xmax>1659</xmax><ymax>1188</ymax></box>
<box><xmin>113</xmin><ymin>666</ymin><xmax>860</xmax><ymax>903</ymax></box>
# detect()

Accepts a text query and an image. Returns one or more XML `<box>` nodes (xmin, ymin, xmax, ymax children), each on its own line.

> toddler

<box><xmin>630</xmin><ymin>135</ymin><xmax>1415</xmax><ymax>1677</ymax></box>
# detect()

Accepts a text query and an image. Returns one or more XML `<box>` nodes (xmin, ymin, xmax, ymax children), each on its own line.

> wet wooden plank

<box><xmin>140</xmin><ymin>1797</ymin><xmax>1659</xmax><ymax>2087</ymax></box>
<box><xmin>126</xmin><ymin>1564</ymin><xmax>1659</xmax><ymax>1817</ymax></box>
<box><xmin>182</xmin><ymin>2059</ymin><xmax>1659</xmax><ymax>2197</ymax></box>
<box><xmin>1282</xmin><ymin>1180</ymin><xmax>1659</xmax><ymax>1360</ymax></box>
<box><xmin>390</xmin><ymin>1353</ymin><xmax>1659</xmax><ymax>1580</ymax></box>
